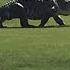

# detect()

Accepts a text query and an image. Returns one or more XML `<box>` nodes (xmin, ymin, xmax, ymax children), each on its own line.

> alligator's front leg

<box><xmin>53</xmin><ymin>15</ymin><xmax>65</xmax><ymax>26</ymax></box>
<box><xmin>39</xmin><ymin>17</ymin><xmax>50</xmax><ymax>28</ymax></box>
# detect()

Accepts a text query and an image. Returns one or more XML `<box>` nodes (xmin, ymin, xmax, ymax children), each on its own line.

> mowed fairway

<box><xmin>1</xmin><ymin>1</ymin><xmax>70</xmax><ymax>70</ymax></box>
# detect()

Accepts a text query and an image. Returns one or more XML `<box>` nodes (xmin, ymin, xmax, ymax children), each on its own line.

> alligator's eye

<box><xmin>51</xmin><ymin>6</ymin><xmax>55</xmax><ymax>9</ymax></box>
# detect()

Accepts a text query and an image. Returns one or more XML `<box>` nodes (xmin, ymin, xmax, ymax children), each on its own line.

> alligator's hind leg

<box><xmin>20</xmin><ymin>17</ymin><xmax>29</xmax><ymax>27</ymax></box>
<box><xmin>0</xmin><ymin>17</ymin><xmax>4</xmax><ymax>27</ymax></box>
<box><xmin>20</xmin><ymin>18</ymin><xmax>36</xmax><ymax>28</ymax></box>
<box><xmin>39</xmin><ymin>17</ymin><xmax>50</xmax><ymax>28</ymax></box>
<box><xmin>0</xmin><ymin>23</ymin><xmax>3</xmax><ymax>28</ymax></box>
<box><xmin>0</xmin><ymin>17</ymin><xmax>7</xmax><ymax>28</ymax></box>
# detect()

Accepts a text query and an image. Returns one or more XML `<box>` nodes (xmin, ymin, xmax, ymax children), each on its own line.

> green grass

<box><xmin>0</xmin><ymin>16</ymin><xmax>70</xmax><ymax>70</ymax></box>
<box><xmin>1</xmin><ymin>27</ymin><xmax>70</xmax><ymax>70</ymax></box>
<box><xmin>1</xmin><ymin>1</ymin><xmax>70</xmax><ymax>70</ymax></box>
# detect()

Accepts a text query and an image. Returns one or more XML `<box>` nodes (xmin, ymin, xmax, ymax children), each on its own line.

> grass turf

<box><xmin>0</xmin><ymin>1</ymin><xmax>70</xmax><ymax>70</ymax></box>
<box><xmin>0</xmin><ymin>26</ymin><xmax>70</xmax><ymax>70</ymax></box>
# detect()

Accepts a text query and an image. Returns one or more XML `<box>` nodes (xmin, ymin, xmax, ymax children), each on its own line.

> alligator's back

<box><xmin>17</xmin><ymin>0</ymin><xmax>56</xmax><ymax>19</ymax></box>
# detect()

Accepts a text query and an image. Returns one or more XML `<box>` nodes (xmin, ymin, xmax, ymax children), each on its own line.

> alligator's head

<box><xmin>53</xmin><ymin>0</ymin><xmax>70</xmax><ymax>15</ymax></box>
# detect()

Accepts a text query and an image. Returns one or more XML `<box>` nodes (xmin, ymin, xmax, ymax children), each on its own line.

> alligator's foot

<box><xmin>0</xmin><ymin>26</ymin><xmax>7</xmax><ymax>28</ymax></box>
<box><xmin>38</xmin><ymin>25</ymin><xmax>44</xmax><ymax>28</ymax></box>
<box><xmin>22</xmin><ymin>25</ymin><xmax>37</xmax><ymax>28</ymax></box>
<box><xmin>59</xmin><ymin>24</ymin><xmax>65</xmax><ymax>27</ymax></box>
